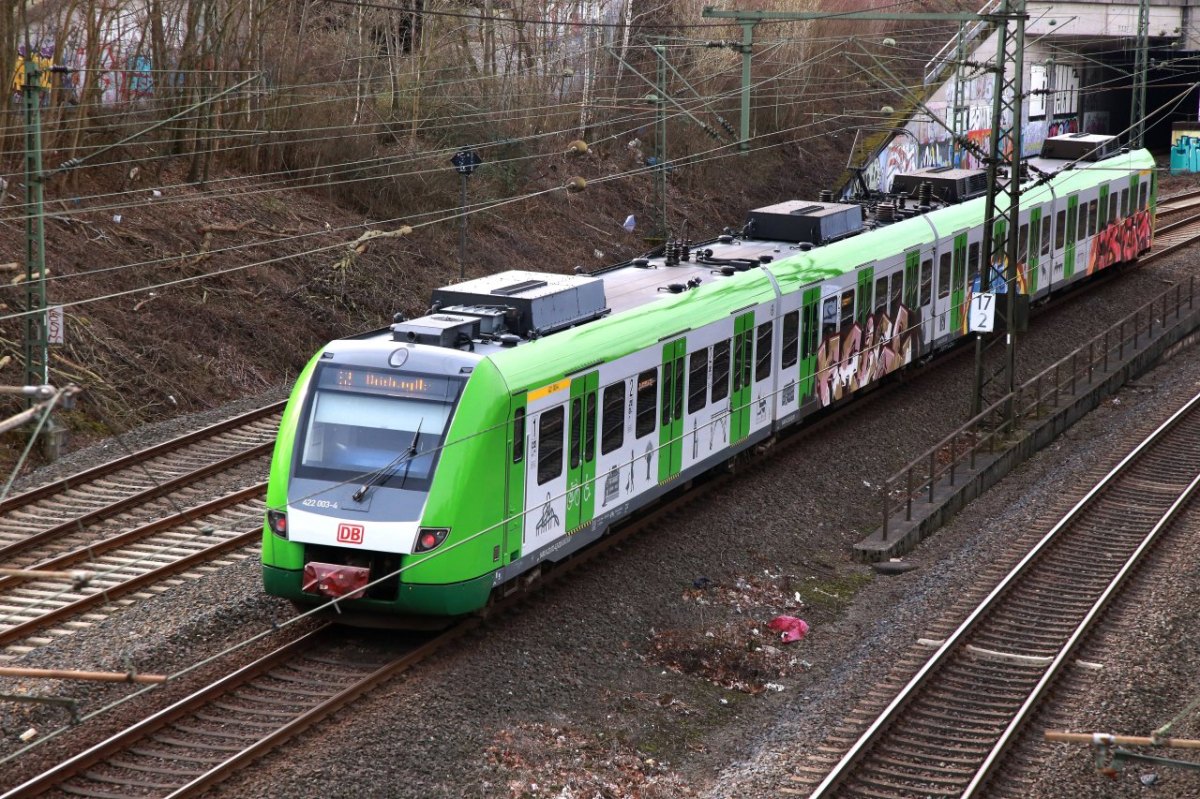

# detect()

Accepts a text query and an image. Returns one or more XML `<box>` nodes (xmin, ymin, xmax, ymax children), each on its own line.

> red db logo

<box><xmin>337</xmin><ymin>523</ymin><xmax>365</xmax><ymax>544</ymax></box>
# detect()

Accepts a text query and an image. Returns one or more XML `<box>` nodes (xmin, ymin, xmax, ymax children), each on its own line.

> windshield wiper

<box><xmin>352</xmin><ymin>419</ymin><xmax>423</xmax><ymax>503</ymax></box>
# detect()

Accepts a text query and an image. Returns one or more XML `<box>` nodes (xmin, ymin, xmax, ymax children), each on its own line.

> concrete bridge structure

<box><xmin>856</xmin><ymin>0</ymin><xmax>1200</xmax><ymax>193</ymax></box>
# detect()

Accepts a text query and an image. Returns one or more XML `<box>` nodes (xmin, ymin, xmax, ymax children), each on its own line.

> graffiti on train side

<box><xmin>814</xmin><ymin>307</ymin><xmax>919</xmax><ymax>407</ymax></box>
<box><xmin>1088</xmin><ymin>209</ymin><xmax>1153</xmax><ymax>275</ymax></box>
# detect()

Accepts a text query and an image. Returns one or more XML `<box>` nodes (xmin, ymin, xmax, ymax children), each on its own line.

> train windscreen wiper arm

<box><xmin>352</xmin><ymin>419</ymin><xmax>423</xmax><ymax>503</ymax></box>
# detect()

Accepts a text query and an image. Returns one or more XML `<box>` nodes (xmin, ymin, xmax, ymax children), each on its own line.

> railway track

<box><xmin>786</xmin><ymin>388</ymin><xmax>1200</xmax><ymax>798</ymax></box>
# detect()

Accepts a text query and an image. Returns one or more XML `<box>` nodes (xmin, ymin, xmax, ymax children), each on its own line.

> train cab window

<box><xmin>874</xmin><ymin>275</ymin><xmax>888</xmax><ymax>316</ymax></box>
<box><xmin>1109</xmin><ymin>192</ymin><xmax>1118</xmax><ymax>222</ymax></box>
<box><xmin>1055</xmin><ymin>210</ymin><xmax>1066</xmax><ymax>249</ymax></box>
<box><xmin>512</xmin><ymin>408</ymin><xmax>525</xmax><ymax>464</ymax></box>
<box><xmin>537</xmin><ymin>406</ymin><xmax>565</xmax><ymax>485</ymax></box>
<box><xmin>1041</xmin><ymin>215</ymin><xmax>1051</xmax><ymax>256</ymax></box>
<box><xmin>1139</xmin><ymin>183</ymin><xmax>1148</xmax><ymax>210</ymax></box>
<box><xmin>920</xmin><ymin>259</ymin><xmax>932</xmax><ymax>305</ymax></box>
<box><xmin>889</xmin><ymin>274</ymin><xmax>902</xmax><ymax>317</ymax></box>
<box><xmin>635</xmin><ymin>368</ymin><xmax>657</xmax><ymax>439</ymax></box>
<box><xmin>839</xmin><ymin>290</ymin><xmax>855</xmax><ymax>330</ymax></box>
<box><xmin>711</xmin><ymin>340</ymin><xmax>731</xmax><ymax>403</ymax></box>
<box><xmin>937</xmin><ymin>252</ymin><xmax>951</xmax><ymax>299</ymax></box>
<box><xmin>1087</xmin><ymin>200</ymin><xmax>1098</xmax><ymax>236</ymax></box>
<box><xmin>822</xmin><ymin>297</ymin><xmax>838</xmax><ymax>338</ymax></box>
<box><xmin>1017</xmin><ymin>225</ymin><xmax>1028</xmax><ymax>265</ymax></box>
<box><xmin>755</xmin><ymin>321</ymin><xmax>773</xmax><ymax>382</ymax></box>
<box><xmin>781</xmin><ymin>311</ymin><xmax>800</xmax><ymax>370</ymax></box>
<box><xmin>688</xmin><ymin>350</ymin><xmax>709</xmax><ymax>414</ymax></box>
<box><xmin>600</xmin><ymin>382</ymin><xmax>625</xmax><ymax>455</ymax></box>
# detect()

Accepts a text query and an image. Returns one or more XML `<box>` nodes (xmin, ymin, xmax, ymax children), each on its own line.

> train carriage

<box><xmin>262</xmin><ymin>136</ymin><xmax>1156</xmax><ymax>622</ymax></box>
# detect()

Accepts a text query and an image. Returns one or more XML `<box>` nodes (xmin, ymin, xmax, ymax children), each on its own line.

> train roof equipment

<box><xmin>743</xmin><ymin>200</ymin><xmax>864</xmax><ymax>244</ymax></box>
<box><xmin>890</xmin><ymin>166</ymin><xmax>988</xmax><ymax>205</ymax></box>
<box><xmin>1039</xmin><ymin>133</ymin><xmax>1120</xmax><ymax>162</ymax></box>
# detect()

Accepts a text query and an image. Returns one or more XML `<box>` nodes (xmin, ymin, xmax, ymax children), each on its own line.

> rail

<box><xmin>879</xmin><ymin>275</ymin><xmax>1197</xmax><ymax>539</ymax></box>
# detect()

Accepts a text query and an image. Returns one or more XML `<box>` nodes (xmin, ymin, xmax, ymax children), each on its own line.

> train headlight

<box><xmin>267</xmin><ymin>509</ymin><xmax>288</xmax><ymax>539</ymax></box>
<box><xmin>414</xmin><ymin>527</ymin><xmax>449</xmax><ymax>553</ymax></box>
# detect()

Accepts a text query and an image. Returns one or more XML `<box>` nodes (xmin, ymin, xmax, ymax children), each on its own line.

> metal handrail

<box><xmin>880</xmin><ymin>275</ymin><xmax>1197</xmax><ymax>539</ymax></box>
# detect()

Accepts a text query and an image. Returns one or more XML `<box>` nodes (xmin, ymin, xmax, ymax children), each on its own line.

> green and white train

<box><xmin>262</xmin><ymin>135</ymin><xmax>1156</xmax><ymax>622</ymax></box>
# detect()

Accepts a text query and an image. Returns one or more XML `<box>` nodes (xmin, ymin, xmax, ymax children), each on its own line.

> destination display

<box><xmin>318</xmin><ymin>367</ymin><xmax>459</xmax><ymax>401</ymax></box>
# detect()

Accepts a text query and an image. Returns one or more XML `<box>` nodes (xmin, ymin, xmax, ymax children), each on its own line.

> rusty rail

<box><xmin>880</xmin><ymin>275</ymin><xmax>1197</xmax><ymax>539</ymax></box>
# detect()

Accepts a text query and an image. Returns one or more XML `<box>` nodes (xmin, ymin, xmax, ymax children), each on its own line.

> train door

<box><xmin>932</xmin><ymin>240</ymin><xmax>953</xmax><ymax>341</ymax></box>
<box><xmin>1028</xmin><ymin>207</ymin><xmax>1042</xmax><ymax>294</ymax></box>
<box><xmin>799</xmin><ymin>287</ymin><xmax>820</xmax><ymax>402</ymax></box>
<box><xmin>951</xmin><ymin>231</ymin><xmax>967</xmax><ymax>335</ymax></box>
<box><xmin>730</xmin><ymin>311</ymin><xmax>754</xmax><ymax>443</ymax></box>
<box><xmin>565</xmin><ymin>371</ymin><xmax>598</xmax><ymax>532</ymax></box>
<box><xmin>524</xmin><ymin>379</ymin><xmax>569</xmax><ymax>552</ymax></box>
<box><xmin>504</xmin><ymin>397</ymin><xmax>527</xmax><ymax>564</ymax></box>
<box><xmin>1064</xmin><ymin>194</ymin><xmax>1078</xmax><ymax>279</ymax></box>
<box><xmin>658</xmin><ymin>339</ymin><xmax>686</xmax><ymax>483</ymax></box>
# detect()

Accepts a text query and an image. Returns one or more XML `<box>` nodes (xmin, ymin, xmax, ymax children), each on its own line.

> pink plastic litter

<box><xmin>767</xmin><ymin>615</ymin><xmax>810</xmax><ymax>643</ymax></box>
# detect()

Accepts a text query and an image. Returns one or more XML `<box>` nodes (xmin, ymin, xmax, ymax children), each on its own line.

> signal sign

<box><xmin>970</xmin><ymin>292</ymin><xmax>996</xmax><ymax>333</ymax></box>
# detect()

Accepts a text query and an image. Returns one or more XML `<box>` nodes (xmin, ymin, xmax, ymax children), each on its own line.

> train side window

<box><xmin>968</xmin><ymin>242</ymin><xmax>980</xmax><ymax>281</ymax></box>
<box><xmin>1076</xmin><ymin>205</ymin><xmax>1087</xmax><ymax>242</ymax></box>
<box><xmin>1139</xmin><ymin>183</ymin><xmax>1148</xmax><ymax>210</ymax></box>
<box><xmin>889</xmin><ymin>274</ymin><xmax>902</xmax><ymax>317</ymax></box>
<box><xmin>660</xmin><ymin>358</ymin><xmax>674</xmax><ymax>427</ymax></box>
<box><xmin>1055</xmin><ymin>210</ymin><xmax>1066</xmax><ymax>249</ymax></box>
<box><xmin>711</xmin><ymin>340</ymin><xmax>731</xmax><ymax>403</ymax></box>
<box><xmin>635</xmin><ymin>368</ymin><xmax>657</xmax><ymax>439</ymax></box>
<box><xmin>1121</xmin><ymin>189</ymin><xmax>1129</xmax><ymax>217</ymax></box>
<box><xmin>537</xmin><ymin>406</ymin><xmax>564</xmax><ymax>485</ymax></box>
<box><xmin>1109</xmin><ymin>192</ymin><xmax>1119</xmax><ymax>222</ymax></box>
<box><xmin>802</xmin><ymin>303</ymin><xmax>818</xmax><ymax>359</ymax></box>
<box><xmin>672</xmin><ymin>355</ymin><xmax>685</xmax><ymax>422</ymax></box>
<box><xmin>570</xmin><ymin>397</ymin><xmax>582</xmax><ymax>469</ymax></box>
<box><xmin>1041</xmin><ymin>215</ymin><xmax>1051</xmax><ymax>256</ymax></box>
<box><xmin>782</xmin><ymin>311</ymin><xmax>800</xmax><ymax>369</ymax></box>
<box><xmin>822</xmin><ymin>297</ymin><xmax>838</xmax><ymax>338</ymax></box>
<box><xmin>874</xmin><ymin>275</ymin><xmax>888</xmax><ymax>316</ymax></box>
<box><xmin>512</xmin><ymin>408</ymin><xmax>525</xmax><ymax>464</ymax></box>
<box><xmin>1087</xmin><ymin>200</ymin><xmax>1098</xmax><ymax>236</ymax></box>
<box><xmin>1017</xmin><ymin>225</ymin><xmax>1028</xmax><ymax>264</ymax></box>
<box><xmin>600</xmin><ymin>382</ymin><xmax>624</xmax><ymax>455</ymax></box>
<box><xmin>688</xmin><ymin>350</ymin><xmax>709</xmax><ymax>414</ymax></box>
<box><xmin>839</xmin><ymin>290</ymin><xmax>855</xmax><ymax>330</ymax></box>
<box><xmin>937</xmin><ymin>252</ymin><xmax>951</xmax><ymax>299</ymax></box>
<box><xmin>920</xmin><ymin>259</ymin><xmax>932</xmax><ymax>305</ymax></box>
<box><xmin>755</xmin><ymin>321</ymin><xmax>773</xmax><ymax>382</ymax></box>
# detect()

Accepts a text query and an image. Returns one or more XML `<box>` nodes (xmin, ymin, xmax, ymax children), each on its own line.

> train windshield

<box><xmin>295</xmin><ymin>366</ymin><xmax>464</xmax><ymax>490</ymax></box>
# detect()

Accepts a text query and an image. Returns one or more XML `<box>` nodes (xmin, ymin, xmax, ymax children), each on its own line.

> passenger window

<box><xmin>711</xmin><ymin>340</ymin><xmax>731</xmax><ymax>403</ymax></box>
<box><xmin>874</xmin><ymin>275</ymin><xmax>888</xmax><ymax>316</ymax></box>
<box><xmin>688</xmin><ymin>350</ymin><xmax>708</xmax><ymax>414</ymax></box>
<box><xmin>635</xmin><ymin>368</ymin><xmax>657</xmax><ymax>439</ymax></box>
<box><xmin>755</xmin><ymin>321</ymin><xmax>773</xmax><ymax>382</ymax></box>
<box><xmin>1121</xmin><ymin>189</ymin><xmax>1129</xmax><ymax>217</ymax></box>
<box><xmin>537</xmin><ymin>406</ymin><xmax>564</xmax><ymax>485</ymax></box>
<box><xmin>1076</xmin><ymin>205</ymin><xmax>1087</xmax><ymax>242</ymax></box>
<box><xmin>1055</xmin><ymin>210</ymin><xmax>1066</xmax><ymax>249</ymax></box>
<box><xmin>570</xmin><ymin>398</ymin><xmax>582</xmax><ymax>469</ymax></box>
<box><xmin>512</xmin><ymin>408</ymin><xmax>525</xmax><ymax>464</ymax></box>
<box><xmin>968</xmin><ymin>242</ymin><xmax>980</xmax><ymax>281</ymax></box>
<box><xmin>672</xmin><ymin>356</ymin><xmax>684</xmax><ymax>421</ymax></box>
<box><xmin>822</xmin><ymin>297</ymin><xmax>838</xmax><ymax>338</ymax></box>
<box><xmin>839</xmin><ymin>290</ymin><xmax>855</xmax><ymax>330</ymax></box>
<box><xmin>920</xmin><ymin>259</ymin><xmax>932</xmax><ymax>305</ymax></box>
<box><xmin>660</xmin><ymin>360</ymin><xmax>674</xmax><ymax>427</ymax></box>
<box><xmin>584</xmin><ymin>393</ymin><xmax>596</xmax><ymax>463</ymax></box>
<box><xmin>1041</xmin><ymin>215</ymin><xmax>1051</xmax><ymax>256</ymax></box>
<box><xmin>889</xmin><ymin>274</ymin><xmax>902</xmax><ymax>317</ymax></box>
<box><xmin>1030</xmin><ymin>217</ymin><xmax>1040</xmax><ymax>259</ymax></box>
<box><xmin>1109</xmin><ymin>192</ymin><xmax>1118</xmax><ymax>222</ymax></box>
<box><xmin>1139</xmin><ymin>183</ymin><xmax>1148</xmax><ymax>210</ymax></box>
<box><xmin>1017</xmin><ymin>225</ymin><xmax>1028</xmax><ymax>264</ymax></box>
<box><xmin>781</xmin><ymin>311</ymin><xmax>800</xmax><ymax>369</ymax></box>
<box><xmin>600</xmin><ymin>382</ymin><xmax>624</xmax><ymax>455</ymax></box>
<box><xmin>732</xmin><ymin>332</ymin><xmax>745</xmax><ymax>394</ymax></box>
<box><xmin>1088</xmin><ymin>200</ymin><xmax>1098</xmax><ymax>236</ymax></box>
<box><xmin>937</xmin><ymin>252</ymin><xmax>951</xmax><ymax>299</ymax></box>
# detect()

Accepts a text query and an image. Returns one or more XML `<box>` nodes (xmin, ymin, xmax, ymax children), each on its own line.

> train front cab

<box><xmin>262</xmin><ymin>349</ymin><xmax>512</xmax><ymax>621</ymax></box>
